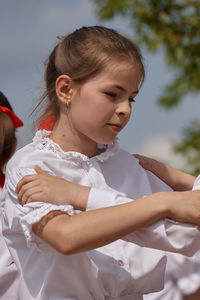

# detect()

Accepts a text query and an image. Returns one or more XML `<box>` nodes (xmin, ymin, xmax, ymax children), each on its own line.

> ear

<box><xmin>55</xmin><ymin>75</ymin><xmax>73</xmax><ymax>104</ymax></box>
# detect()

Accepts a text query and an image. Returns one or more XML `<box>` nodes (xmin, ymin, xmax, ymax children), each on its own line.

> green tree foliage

<box><xmin>93</xmin><ymin>0</ymin><xmax>200</xmax><ymax>174</ymax></box>
<box><xmin>175</xmin><ymin>121</ymin><xmax>200</xmax><ymax>175</ymax></box>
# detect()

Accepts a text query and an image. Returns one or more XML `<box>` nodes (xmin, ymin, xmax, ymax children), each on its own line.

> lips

<box><xmin>108</xmin><ymin>123</ymin><xmax>122</xmax><ymax>132</ymax></box>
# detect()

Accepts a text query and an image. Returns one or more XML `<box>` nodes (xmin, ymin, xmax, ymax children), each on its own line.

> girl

<box><xmin>0</xmin><ymin>91</ymin><xmax>23</xmax><ymax>298</ymax></box>
<box><xmin>2</xmin><ymin>26</ymin><xmax>200</xmax><ymax>300</ymax></box>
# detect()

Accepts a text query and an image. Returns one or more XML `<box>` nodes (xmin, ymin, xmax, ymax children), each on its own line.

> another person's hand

<box><xmin>134</xmin><ymin>154</ymin><xmax>195</xmax><ymax>191</ymax></box>
<box><xmin>134</xmin><ymin>154</ymin><xmax>160</xmax><ymax>172</ymax></box>
<box><xmin>16</xmin><ymin>166</ymin><xmax>90</xmax><ymax>211</ymax></box>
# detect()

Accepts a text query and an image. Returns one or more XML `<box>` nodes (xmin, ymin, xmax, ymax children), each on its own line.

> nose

<box><xmin>116</xmin><ymin>100</ymin><xmax>131</xmax><ymax>117</ymax></box>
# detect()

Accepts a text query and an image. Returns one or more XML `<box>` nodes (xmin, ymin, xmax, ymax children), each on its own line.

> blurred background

<box><xmin>1</xmin><ymin>0</ymin><xmax>200</xmax><ymax>173</ymax></box>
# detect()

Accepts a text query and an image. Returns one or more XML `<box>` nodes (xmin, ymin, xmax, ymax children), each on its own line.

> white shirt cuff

<box><xmin>87</xmin><ymin>188</ymin><xmax>132</xmax><ymax>211</ymax></box>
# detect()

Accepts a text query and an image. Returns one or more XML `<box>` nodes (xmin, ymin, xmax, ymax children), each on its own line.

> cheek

<box><xmin>124</xmin><ymin>107</ymin><xmax>132</xmax><ymax>125</ymax></box>
<box><xmin>95</xmin><ymin>102</ymin><xmax>113</xmax><ymax>117</ymax></box>
<box><xmin>82</xmin><ymin>96</ymin><xmax>113</xmax><ymax>118</ymax></box>
<box><xmin>70</xmin><ymin>88</ymin><xmax>114</xmax><ymax>125</ymax></box>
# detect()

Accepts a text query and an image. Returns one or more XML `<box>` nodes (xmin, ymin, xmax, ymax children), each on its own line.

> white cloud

<box><xmin>134</xmin><ymin>135</ymin><xmax>188</xmax><ymax>170</ymax></box>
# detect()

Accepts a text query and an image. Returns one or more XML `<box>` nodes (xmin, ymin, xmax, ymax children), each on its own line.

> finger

<box><xmin>19</xmin><ymin>185</ymin><xmax>44</xmax><ymax>205</ymax></box>
<box><xmin>34</xmin><ymin>165</ymin><xmax>48</xmax><ymax>175</ymax></box>
<box><xmin>133</xmin><ymin>154</ymin><xmax>141</xmax><ymax>159</ymax></box>
<box><xmin>17</xmin><ymin>180</ymin><xmax>42</xmax><ymax>204</ymax></box>
<box><xmin>19</xmin><ymin>192</ymin><xmax>27</xmax><ymax>206</ymax></box>
<box><xmin>25</xmin><ymin>192</ymin><xmax>45</xmax><ymax>204</ymax></box>
<box><xmin>16</xmin><ymin>174</ymin><xmax>38</xmax><ymax>193</ymax></box>
<box><xmin>16</xmin><ymin>177</ymin><xmax>28</xmax><ymax>194</ymax></box>
<box><xmin>18</xmin><ymin>184</ymin><xmax>28</xmax><ymax>205</ymax></box>
<box><xmin>133</xmin><ymin>154</ymin><xmax>146</xmax><ymax>159</ymax></box>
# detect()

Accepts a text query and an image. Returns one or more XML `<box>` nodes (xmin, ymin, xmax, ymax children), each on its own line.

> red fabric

<box><xmin>38</xmin><ymin>115</ymin><xmax>56</xmax><ymax>131</ymax></box>
<box><xmin>0</xmin><ymin>106</ymin><xmax>23</xmax><ymax>128</ymax></box>
<box><xmin>0</xmin><ymin>170</ymin><xmax>5</xmax><ymax>189</ymax></box>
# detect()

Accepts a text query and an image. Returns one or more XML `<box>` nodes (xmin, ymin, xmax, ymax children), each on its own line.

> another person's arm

<box><xmin>134</xmin><ymin>154</ymin><xmax>195</xmax><ymax>191</ymax></box>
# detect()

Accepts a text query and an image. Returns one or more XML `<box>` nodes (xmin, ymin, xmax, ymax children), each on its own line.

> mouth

<box><xmin>107</xmin><ymin>123</ymin><xmax>122</xmax><ymax>132</ymax></box>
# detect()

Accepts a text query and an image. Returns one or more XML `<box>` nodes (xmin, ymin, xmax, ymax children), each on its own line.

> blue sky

<box><xmin>1</xmin><ymin>0</ymin><xmax>200</xmax><ymax>169</ymax></box>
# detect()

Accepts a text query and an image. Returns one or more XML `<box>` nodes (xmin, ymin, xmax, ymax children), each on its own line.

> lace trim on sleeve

<box><xmin>20</xmin><ymin>203</ymin><xmax>74</xmax><ymax>252</ymax></box>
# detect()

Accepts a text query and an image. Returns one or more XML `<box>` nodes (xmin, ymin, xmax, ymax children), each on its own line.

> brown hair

<box><xmin>37</xmin><ymin>26</ymin><xmax>145</xmax><ymax>124</ymax></box>
<box><xmin>0</xmin><ymin>92</ymin><xmax>16</xmax><ymax>169</ymax></box>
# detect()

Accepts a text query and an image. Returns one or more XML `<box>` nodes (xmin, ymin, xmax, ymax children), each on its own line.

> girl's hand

<box><xmin>16</xmin><ymin>166</ymin><xmax>90</xmax><ymax>211</ymax></box>
<box><xmin>134</xmin><ymin>154</ymin><xmax>195</xmax><ymax>191</ymax></box>
<box><xmin>161</xmin><ymin>190</ymin><xmax>200</xmax><ymax>225</ymax></box>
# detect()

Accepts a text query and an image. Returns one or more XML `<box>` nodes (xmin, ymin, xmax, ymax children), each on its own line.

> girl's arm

<box><xmin>16</xmin><ymin>169</ymin><xmax>200</xmax><ymax>255</ymax></box>
<box><xmin>32</xmin><ymin>193</ymin><xmax>166</xmax><ymax>254</ymax></box>
<box><xmin>31</xmin><ymin>190</ymin><xmax>200</xmax><ymax>255</ymax></box>
<box><xmin>134</xmin><ymin>154</ymin><xmax>195</xmax><ymax>191</ymax></box>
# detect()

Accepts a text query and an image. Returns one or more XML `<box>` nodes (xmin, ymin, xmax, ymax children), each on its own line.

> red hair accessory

<box><xmin>0</xmin><ymin>170</ymin><xmax>5</xmax><ymax>189</ymax></box>
<box><xmin>38</xmin><ymin>115</ymin><xmax>56</xmax><ymax>131</ymax></box>
<box><xmin>0</xmin><ymin>106</ymin><xmax>23</xmax><ymax>128</ymax></box>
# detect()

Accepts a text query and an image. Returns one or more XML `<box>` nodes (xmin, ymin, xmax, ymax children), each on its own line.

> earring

<box><xmin>67</xmin><ymin>98</ymin><xmax>71</xmax><ymax>107</ymax></box>
<box><xmin>65</xmin><ymin>100</ymin><xmax>70</xmax><ymax>113</ymax></box>
<box><xmin>64</xmin><ymin>90</ymin><xmax>72</xmax><ymax>111</ymax></box>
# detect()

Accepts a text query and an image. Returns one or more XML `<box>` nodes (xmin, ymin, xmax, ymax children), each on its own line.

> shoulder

<box><xmin>104</xmin><ymin>146</ymin><xmax>147</xmax><ymax>181</ymax></box>
<box><xmin>5</xmin><ymin>131</ymin><xmax>58</xmax><ymax>188</ymax></box>
<box><xmin>117</xmin><ymin>148</ymin><xmax>139</xmax><ymax>162</ymax></box>
<box><xmin>7</xmin><ymin>142</ymin><xmax>35</xmax><ymax>168</ymax></box>
<box><xmin>7</xmin><ymin>140</ymin><xmax>43</xmax><ymax>174</ymax></box>
<box><xmin>7</xmin><ymin>130</ymin><xmax>59</xmax><ymax>172</ymax></box>
<box><xmin>111</xmin><ymin>146</ymin><xmax>143</xmax><ymax>170</ymax></box>
<box><xmin>111</xmin><ymin>147</ymin><xmax>172</xmax><ymax>192</ymax></box>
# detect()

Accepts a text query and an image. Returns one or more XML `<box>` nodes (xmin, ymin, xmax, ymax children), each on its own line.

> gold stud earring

<box><xmin>66</xmin><ymin>101</ymin><xmax>70</xmax><ymax>108</ymax></box>
<box><xmin>64</xmin><ymin>99</ymin><xmax>71</xmax><ymax>113</ymax></box>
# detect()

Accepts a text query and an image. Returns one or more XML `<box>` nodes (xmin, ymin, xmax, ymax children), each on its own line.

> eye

<box><xmin>104</xmin><ymin>92</ymin><xmax>117</xmax><ymax>98</ymax></box>
<box><xmin>129</xmin><ymin>97</ymin><xmax>136</xmax><ymax>103</ymax></box>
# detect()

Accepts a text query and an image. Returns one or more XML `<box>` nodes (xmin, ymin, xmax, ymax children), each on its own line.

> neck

<box><xmin>50</xmin><ymin>118</ymin><xmax>100</xmax><ymax>158</ymax></box>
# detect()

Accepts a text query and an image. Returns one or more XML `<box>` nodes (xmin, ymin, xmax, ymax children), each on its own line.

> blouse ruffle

<box><xmin>33</xmin><ymin>130</ymin><xmax>118</xmax><ymax>164</ymax></box>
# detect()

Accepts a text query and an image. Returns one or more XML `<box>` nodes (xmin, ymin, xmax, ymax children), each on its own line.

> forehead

<box><xmin>90</xmin><ymin>61</ymin><xmax>143</xmax><ymax>88</ymax></box>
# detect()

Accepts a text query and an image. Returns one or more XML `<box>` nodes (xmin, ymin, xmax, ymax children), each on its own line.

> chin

<box><xmin>97</xmin><ymin>136</ymin><xmax>116</xmax><ymax>145</ymax></box>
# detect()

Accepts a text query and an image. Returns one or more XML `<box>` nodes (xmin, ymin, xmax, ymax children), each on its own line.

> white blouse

<box><xmin>1</xmin><ymin>130</ymin><xmax>200</xmax><ymax>300</ymax></box>
<box><xmin>144</xmin><ymin>176</ymin><xmax>200</xmax><ymax>300</ymax></box>
<box><xmin>144</xmin><ymin>251</ymin><xmax>200</xmax><ymax>300</ymax></box>
<box><xmin>0</xmin><ymin>189</ymin><xmax>18</xmax><ymax>298</ymax></box>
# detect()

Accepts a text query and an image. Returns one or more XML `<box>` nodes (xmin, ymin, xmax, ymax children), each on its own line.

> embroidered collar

<box><xmin>33</xmin><ymin>130</ymin><xmax>118</xmax><ymax>164</ymax></box>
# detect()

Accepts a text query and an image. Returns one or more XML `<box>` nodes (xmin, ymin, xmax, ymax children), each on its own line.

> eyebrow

<box><xmin>114</xmin><ymin>85</ymin><xmax>139</xmax><ymax>94</ymax></box>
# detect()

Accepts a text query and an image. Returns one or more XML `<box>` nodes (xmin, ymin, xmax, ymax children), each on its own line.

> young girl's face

<box><xmin>68</xmin><ymin>61</ymin><xmax>142</xmax><ymax>146</ymax></box>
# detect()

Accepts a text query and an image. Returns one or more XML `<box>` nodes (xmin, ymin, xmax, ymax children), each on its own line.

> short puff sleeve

<box><xmin>1</xmin><ymin>167</ymin><xmax>74</xmax><ymax>252</ymax></box>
